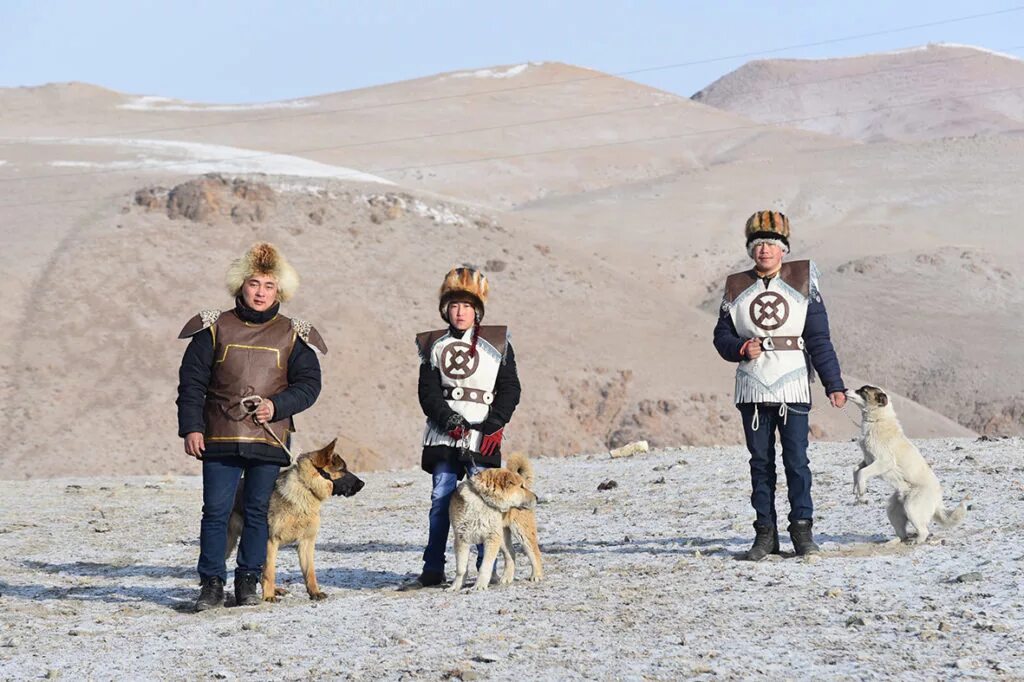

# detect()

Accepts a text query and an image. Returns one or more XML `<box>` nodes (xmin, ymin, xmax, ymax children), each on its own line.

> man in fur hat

<box><xmin>401</xmin><ymin>267</ymin><xmax>522</xmax><ymax>589</ymax></box>
<box><xmin>177</xmin><ymin>242</ymin><xmax>326</xmax><ymax>610</ymax></box>
<box><xmin>713</xmin><ymin>211</ymin><xmax>846</xmax><ymax>560</ymax></box>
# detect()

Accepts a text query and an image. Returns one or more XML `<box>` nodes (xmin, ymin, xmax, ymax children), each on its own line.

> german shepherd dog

<box><xmin>448</xmin><ymin>453</ymin><xmax>544</xmax><ymax>592</ymax></box>
<box><xmin>846</xmin><ymin>385</ymin><xmax>967</xmax><ymax>544</ymax></box>
<box><xmin>226</xmin><ymin>439</ymin><xmax>364</xmax><ymax>601</ymax></box>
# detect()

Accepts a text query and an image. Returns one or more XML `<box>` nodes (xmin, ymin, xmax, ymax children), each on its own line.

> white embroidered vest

<box><xmin>416</xmin><ymin>326</ymin><xmax>508</xmax><ymax>453</ymax></box>
<box><xmin>723</xmin><ymin>260</ymin><xmax>820</xmax><ymax>404</ymax></box>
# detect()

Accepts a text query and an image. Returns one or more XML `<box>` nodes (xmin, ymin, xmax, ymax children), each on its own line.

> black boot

<box><xmin>194</xmin><ymin>576</ymin><xmax>225</xmax><ymax>612</ymax></box>
<box><xmin>234</xmin><ymin>572</ymin><xmax>261</xmax><ymax>606</ymax></box>
<box><xmin>397</xmin><ymin>570</ymin><xmax>446</xmax><ymax>591</ymax></box>
<box><xmin>745</xmin><ymin>523</ymin><xmax>780</xmax><ymax>561</ymax></box>
<box><xmin>789</xmin><ymin>519</ymin><xmax>820</xmax><ymax>556</ymax></box>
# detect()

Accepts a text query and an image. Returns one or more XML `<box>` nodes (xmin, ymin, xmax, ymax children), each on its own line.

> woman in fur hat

<box><xmin>176</xmin><ymin>242</ymin><xmax>326</xmax><ymax>611</ymax></box>
<box><xmin>713</xmin><ymin>211</ymin><xmax>846</xmax><ymax>561</ymax></box>
<box><xmin>401</xmin><ymin>267</ymin><xmax>522</xmax><ymax>589</ymax></box>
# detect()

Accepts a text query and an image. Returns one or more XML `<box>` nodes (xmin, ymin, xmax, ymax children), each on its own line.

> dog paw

<box><xmin>262</xmin><ymin>595</ymin><xmax>280</xmax><ymax>603</ymax></box>
<box><xmin>446</xmin><ymin>584</ymin><xmax>462</xmax><ymax>593</ymax></box>
<box><xmin>470</xmin><ymin>583</ymin><xmax>490</xmax><ymax>592</ymax></box>
<box><xmin>527</xmin><ymin>575</ymin><xmax>543</xmax><ymax>582</ymax></box>
<box><xmin>308</xmin><ymin>591</ymin><xmax>328</xmax><ymax>601</ymax></box>
<box><xmin>274</xmin><ymin>587</ymin><xmax>288</xmax><ymax>597</ymax></box>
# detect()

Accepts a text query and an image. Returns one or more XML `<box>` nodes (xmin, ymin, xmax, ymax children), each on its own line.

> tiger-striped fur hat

<box><xmin>438</xmin><ymin>267</ymin><xmax>489</xmax><ymax>323</ymax></box>
<box><xmin>745</xmin><ymin>210</ymin><xmax>791</xmax><ymax>256</ymax></box>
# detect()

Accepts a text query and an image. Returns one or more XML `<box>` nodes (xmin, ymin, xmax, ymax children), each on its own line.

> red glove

<box><xmin>480</xmin><ymin>427</ymin><xmax>504</xmax><ymax>456</ymax></box>
<box><xmin>448</xmin><ymin>425</ymin><xmax>468</xmax><ymax>440</ymax></box>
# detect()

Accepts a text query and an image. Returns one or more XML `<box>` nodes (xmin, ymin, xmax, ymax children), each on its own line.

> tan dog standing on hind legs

<box><xmin>226</xmin><ymin>439</ymin><xmax>364</xmax><ymax>601</ymax></box>
<box><xmin>846</xmin><ymin>385</ymin><xmax>967</xmax><ymax>544</ymax></box>
<box><xmin>448</xmin><ymin>453</ymin><xmax>543</xmax><ymax>592</ymax></box>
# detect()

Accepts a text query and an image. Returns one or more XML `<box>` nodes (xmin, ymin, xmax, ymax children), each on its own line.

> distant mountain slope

<box><xmin>1</xmin><ymin>63</ymin><xmax>849</xmax><ymax>208</ymax></box>
<box><xmin>693</xmin><ymin>44</ymin><xmax>1024</xmax><ymax>142</ymax></box>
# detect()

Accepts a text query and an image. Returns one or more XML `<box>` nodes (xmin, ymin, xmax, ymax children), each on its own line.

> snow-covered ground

<box><xmin>1</xmin><ymin>438</ymin><xmax>1020</xmax><ymax>680</ymax></box>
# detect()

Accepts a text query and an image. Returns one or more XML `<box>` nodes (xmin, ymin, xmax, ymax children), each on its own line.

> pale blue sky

<box><xmin>1</xmin><ymin>1</ymin><xmax>1022</xmax><ymax>102</ymax></box>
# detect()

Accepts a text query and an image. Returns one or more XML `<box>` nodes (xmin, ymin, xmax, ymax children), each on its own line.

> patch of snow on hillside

<box><xmin>118</xmin><ymin>96</ymin><xmax>316</xmax><ymax>112</ymax></box>
<box><xmin>448</xmin><ymin>63</ymin><xmax>536</xmax><ymax>79</ymax></box>
<box><xmin>31</xmin><ymin>137</ymin><xmax>391</xmax><ymax>184</ymax></box>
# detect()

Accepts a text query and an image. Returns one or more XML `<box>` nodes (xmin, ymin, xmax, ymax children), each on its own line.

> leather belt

<box><xmin>761</xmin><ymin>336</ymin><xmax>804</xmax><ymax>351</ymax></box>
<box><xmin>442</xmin><ymin>386</ymin><xmax>494</xmax><ymax>405</ymax></box>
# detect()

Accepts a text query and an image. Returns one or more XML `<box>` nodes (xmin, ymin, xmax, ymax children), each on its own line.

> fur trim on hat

<box><xmin>226</xmin><ymin>242</ymin><xmax>300</xmax><ymax>302</ymax></box>
<box><xmin>744</xmin><ymin>210</ymin><xmax>791</xmax><ymax>249</ymax></box>
<box><xmin>438</xmin><ymin>267</ymin><xmax>489</xmax><ymax>322</ymax></box>
<box><xmin>747</xmin><ymin>237</ymin><xmax>790</xmax><ymax>258</ymax></box>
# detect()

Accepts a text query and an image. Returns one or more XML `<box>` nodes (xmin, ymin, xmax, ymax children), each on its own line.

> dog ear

<box><xmin>311</xmin><ymin>440</ymin><xmax>336</xmax><ymax>469</ymax></box>
<box><xmin>496</xmin><ymin>470</ymin><xmax>522</xmax><ymax>492</ymax></box>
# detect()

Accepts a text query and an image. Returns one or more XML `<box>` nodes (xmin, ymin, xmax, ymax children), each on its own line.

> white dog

<box><xmin>846</xmin><ymin>385</ymin><xmax>967</xmax><ymax>544</ymax></box>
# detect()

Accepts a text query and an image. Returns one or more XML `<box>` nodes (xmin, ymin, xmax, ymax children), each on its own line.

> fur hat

<box><xmin>226</xmin><ymin>242</ymin><xmax>300</xmax><ymax>302</ymax></box>
<box><xmin>438</xmin><ymin>267</ymin><xmax>489</xmax><ymax>322</ymax></box>
<box><xmin>745</xmin><ymin>210</ymin><xmax>791</xmax><ymax>255</ymax></box>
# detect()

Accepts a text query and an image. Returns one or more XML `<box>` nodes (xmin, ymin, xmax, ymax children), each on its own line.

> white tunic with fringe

<box><xmin>723</xmin><ymin>260</ymin><xmax>820</xmax><ymax>404</ymax></box>
<box><xmin>419</xmin><ymin>326</ymin><xmax>507</xmax><ymax>453</ymax></box>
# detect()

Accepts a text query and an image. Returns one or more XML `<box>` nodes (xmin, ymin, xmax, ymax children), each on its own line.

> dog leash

<box><xmin>458</xmin><ymin>430</ymin><xmax>480</xmax><ymax>471</ymax></box>
<box><xmin>239</xmin><ymin>395</ymin><xmax>296</xmax><ymax>465</ymax></box>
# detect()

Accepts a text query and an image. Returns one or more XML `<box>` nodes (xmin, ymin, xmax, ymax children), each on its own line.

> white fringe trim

<box><xmin>735</xmin><ymin>368</ymin><xmax>811</xmax><ymax>404</ymax></box>
<box><xmin>422</xmin><ymin>421</ymin><xmax>483</xmax><ymax>452</ymax></box>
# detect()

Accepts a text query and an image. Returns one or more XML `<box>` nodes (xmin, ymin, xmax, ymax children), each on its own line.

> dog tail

<box><xmin>934</xmin><ymin>498</ymin><xmax>968</xmax><ymax>527</ymax></box>
<box><xmin>505</xmin><ymin>452</ymin><xmax>534</xmax><ymax>488</ymax></box>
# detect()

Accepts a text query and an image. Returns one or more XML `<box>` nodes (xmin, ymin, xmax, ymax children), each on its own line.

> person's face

<box><xmin>241</xmin><ymin>275</ymin><xmax>278</xmax><ymax>311</ymax></box>
<box><xmin>447</xmin><ymin>301</ymin><xmax>476</xmax><ymax>331</ymax></box>
<box><xmin>752</xmin><ymin>241</ymin><xmax>784</xmax><ymax>273</ymax></box>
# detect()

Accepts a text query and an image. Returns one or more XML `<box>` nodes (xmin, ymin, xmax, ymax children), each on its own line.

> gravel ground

<box><xmin>1</xmin><ymin>438</ymin><xmax>1021</xmax><ymax>681</ymax></box>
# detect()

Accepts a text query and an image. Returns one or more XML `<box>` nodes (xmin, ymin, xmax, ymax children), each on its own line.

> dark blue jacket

<box><xmin>713</xmin><ymin>286</ymin><xmax>845</xmax><ymax>398</ymax></box>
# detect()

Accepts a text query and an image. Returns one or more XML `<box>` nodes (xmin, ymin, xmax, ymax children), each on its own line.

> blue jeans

<box><xmin>422</xmin><ymin>460</ymin><xmax>485</xmax><ymax>575</ymax></box>
<box><xmin>197</xmin><ymin>456</ymin><xmax>280</xmax><ymax>582</ymax></box>
<box><xmin>738</xmin><ymin>403</ymin><xmax>812</xmax><ymax>527</ymax></box>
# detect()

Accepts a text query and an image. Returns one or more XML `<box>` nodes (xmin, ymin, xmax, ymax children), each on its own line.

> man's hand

<box><xmin>184</xmin><ymin>432</ymin><xmax>205</xmax><ymax>459</ymax></box>
<box><xmin>254</xmin><ymin>399</ymin><xmax>276</xmax><ymax>424</ymax></box>
<box><xmin>829</xmin><ymin>392</ymin><xmax>847</xmax><ymax>408</ymax></box>
<box><xmin>744</xmin><ymin>338</ymin><xmax>763</xmax><ymax>360</ymax></box>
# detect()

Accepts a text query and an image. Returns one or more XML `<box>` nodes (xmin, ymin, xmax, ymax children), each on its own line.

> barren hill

<box><xmin>692</xmin><ymin>44</ymin><xmax>1024</xmax><ymax>142</ymax></box>
<box><xmin>4</xmin><ymin>51</ymin><xmax>1022</xmax><ymax>480</ymax></box>
<box><xmin>1</xmin><ymin>63</ymin><xmax>848</xmax><ymax>208</ymax></box>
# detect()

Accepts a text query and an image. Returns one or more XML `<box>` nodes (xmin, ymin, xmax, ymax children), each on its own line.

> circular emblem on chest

<box><xmin>441</xmin><ymin>342</ymin><xmax>479</xmax><ymax>379</ymax></box>
<box><xmin>749</xmin><ymin>291</ymin><xmax>790</xmax><ymax>330</ymax></box>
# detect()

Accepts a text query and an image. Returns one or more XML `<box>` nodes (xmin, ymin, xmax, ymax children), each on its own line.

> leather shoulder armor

<box><xmin>778</xmin><ymin>260</ymin><xmax>811</xmax><ymax>297</ymax></box>
<box><xmin>178</xmin><ymin>309</ymin><xmax>222</xmax><ymax>339</ymax></box>
<box><xmin>291</xmin><ymin>318</ymin><xmax>327</xmax><ymax>354</ymax></box>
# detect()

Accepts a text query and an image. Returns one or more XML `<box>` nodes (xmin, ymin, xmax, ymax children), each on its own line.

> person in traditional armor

<box><xmin>401</xmin><ymin>267</ymin><xmax>521</xmax><ymax>589</ymax></box>
<box><xmin>713</xmin><ymin>211</ymin><xmax>846</xmax><ymax>560</ymax></box>
<box><xmin>177</xmin><ymin>242</ymin><xmax>326</xmax><ymax>610</ymax></box>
